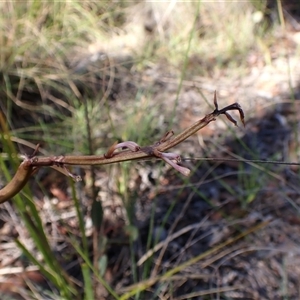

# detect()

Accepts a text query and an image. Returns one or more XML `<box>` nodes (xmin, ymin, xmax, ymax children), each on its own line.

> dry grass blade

<box><xmin>118</xmin><ymin>220</ymin><xmax>270</xmax><ymax>299</ymax></box>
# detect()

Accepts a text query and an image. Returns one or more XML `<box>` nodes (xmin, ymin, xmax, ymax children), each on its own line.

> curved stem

<box><xmin>0</xmin><ymin>92</ymin><xmax>245</xmax><ymax>204</ymax></box>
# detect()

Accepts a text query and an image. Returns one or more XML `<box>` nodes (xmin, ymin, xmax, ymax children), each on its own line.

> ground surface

<box><xmin>0</xmin><ymin>2</ymin><xmax>300</xmax><ymax>300</ymax></box>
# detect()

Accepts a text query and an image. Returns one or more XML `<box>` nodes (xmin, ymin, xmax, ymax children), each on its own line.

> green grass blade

<box><xmin>82</xmin><ymin>263</ymin><xmax>94</xmax><ymax>300</ymax></box>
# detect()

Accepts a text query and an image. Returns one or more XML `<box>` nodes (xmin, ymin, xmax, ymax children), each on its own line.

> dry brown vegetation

<box><xmin>0</xmin><ymin>1</ymin><xmax>300</xmax><ymax>299</ymax></box>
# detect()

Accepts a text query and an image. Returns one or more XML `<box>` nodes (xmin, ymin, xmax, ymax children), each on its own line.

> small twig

<box><xmin>0</xmin><ymin>92</ymin><xmax>245</xmax><ymax>204</ymax></box>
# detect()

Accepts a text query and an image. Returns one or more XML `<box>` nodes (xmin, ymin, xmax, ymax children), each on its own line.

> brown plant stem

<box><xmin>0</xmin><ymin>92</ymin><xmax>244</xmax><ymax>204</ymax></box>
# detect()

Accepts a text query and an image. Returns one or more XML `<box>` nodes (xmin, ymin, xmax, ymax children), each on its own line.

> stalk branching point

<box><xmin>0</xmin><ymin>92</ymin><xmax>245</xmax><ymax>204</ymax></box>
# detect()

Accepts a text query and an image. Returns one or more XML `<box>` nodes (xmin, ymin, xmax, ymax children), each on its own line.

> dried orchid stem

<box><xmin>0</xmin><ymin>92</ymin><xmax>244</xmax><ymax>204</ymax></box>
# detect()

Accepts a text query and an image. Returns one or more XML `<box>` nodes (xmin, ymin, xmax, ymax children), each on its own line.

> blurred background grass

<box><xmin>0</xmin><ymin>0</ymin><xmax>300</xmax><ymax>299</ymax></box>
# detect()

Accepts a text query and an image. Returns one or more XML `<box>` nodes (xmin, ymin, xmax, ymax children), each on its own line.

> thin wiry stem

<box><xmin>0</xmin><ymin>92</ymin><xmax>245</xmax><ymax>204</ymax></box>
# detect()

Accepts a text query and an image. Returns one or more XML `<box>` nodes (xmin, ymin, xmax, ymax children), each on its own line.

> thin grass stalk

<box><xmin>1</xmin><ymin>113</ymin><xmax>76</xmax><ymax>297</ymax></box>
<box><xmin>276</xmin><ymin>0</ymin><xmax>285</xmax><ymax>29</ymax></box>
<box><xmin>14</xmin><ymin>239</ymin><xmax>62</xmax><ymax>288</ymax></box>
<box><xmin>119</xmin><ymin>220</ymin><xmax>270</xmax><ymax>299</ymax></box>
<box><xmin>70</xmin><ymin>179</ymin><xmax>89</xmax><ymax>256</ymax></box>
<box><xmin>21</xmin><ymin>209</ymin><xmax>76</xmax><ymax>295</ymax></box>
<box><xmin>170</xmin><ymin>0</ymin><xmax>201</xmax><ymax>123</ymax></box>
<box><xmin>70</xmin><ymin>237</ymin><xmax>120</xmax><ymax>300</ymax></box>
<box><xmin>139</xmin><ymin>166</ymin><xmax>166</xmax><ymax>292</ymax></box>
<box><xmin>82</xmin><ymin>263</ymin><xmax>95</xmax><ymax>300</ymax></box>
<box><xmin>151</xmin><ymin>179</ymin><xmax>188</xmax><ymax>277</ymax></box>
